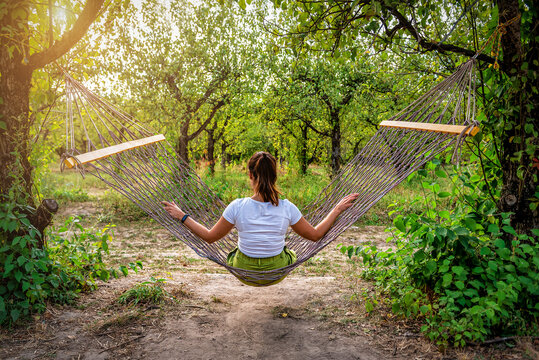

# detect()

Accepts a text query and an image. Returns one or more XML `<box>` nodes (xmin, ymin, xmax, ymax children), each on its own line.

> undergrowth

<box><xmin>117</xmin><ymin>277</ymin><xmax>173</xmax><ymax>306</ymax></box>
<box><xmin>340</xmin><ymin>154</ymin><xmax>539</xmax><ymax>347</ymax></box>
<box><xmin>0</xmin><ymin>205</ymin><xmax>143</xmax><ymax>326</ymax></box>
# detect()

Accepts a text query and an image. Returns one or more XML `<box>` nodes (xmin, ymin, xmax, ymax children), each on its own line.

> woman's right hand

<box><xmin>161</xmin><ymin>201</ymin><xmax>185</xmax><ymax>220</ymax></box>
<box><xmin>334</xmin><ymin>193</ymin><xmax>359</xmax><ymax>214</ymax></box>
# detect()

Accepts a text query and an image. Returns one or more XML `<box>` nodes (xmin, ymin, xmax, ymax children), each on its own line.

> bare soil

<box><xmin>0</xmin><ymin>202</ymin><xmax>536</xmax><ymax>360</ymax></box>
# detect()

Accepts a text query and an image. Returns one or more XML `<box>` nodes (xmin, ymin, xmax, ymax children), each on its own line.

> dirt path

<box><xmin>0</xmin><ymin>202</ymin><xmax>533</xmax><ymax>360</ymax></box>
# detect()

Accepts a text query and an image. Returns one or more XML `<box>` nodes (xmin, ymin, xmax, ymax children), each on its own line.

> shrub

<box><xmin>0</xmin><ymin>204</ymin><xmax>142</xmax><ymax>326</ymax></box>
<box><xmin>340</xmin><ymin>156</ymin><xmax>539</xmax><ymax>346</ymax></box>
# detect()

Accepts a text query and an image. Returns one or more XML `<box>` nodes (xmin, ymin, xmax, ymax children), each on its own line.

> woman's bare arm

<box><xmin>161</xmin><ymin>201</ymin><xmax>234</xmax><ymax>243</ymax></box>
<box><xmin>291</xmin><ymin>193</ymin><xmax>359</xmax><ymax>241</ymax></box>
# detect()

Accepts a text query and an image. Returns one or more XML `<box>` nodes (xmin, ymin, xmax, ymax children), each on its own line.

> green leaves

<box><xmin>394</xmin><ymin>217</ymin><xmax>406</xmax><ymax>233</ymax></box>
<box><xmin>340</xmin><ymin>153</ymin><xmax>539</xmax><ymax>346</ymax></box>
<box><xmin>442</xmin><ymin>273</ymin><xmax>453</xmax><ymax>287</ymax></box>
<box><xmin>0</xmin><ymin>207</ymin><xmax>143</xmax><ymax>326</ymax></box>
<box><xmin>480</xmin><ymin>247</ymin><xmax>491</xmax><ymax>256</ymax></box>
<box><xmin>494</xmin><ymin>238</ymin><xmax>506</xmax><ymax>249</ymax></box>
<box><xmin>10</xmin><ymin>309</ymin><xmax>20</xmax><ymax>323</ymax></box>
<box><xmin>424</xmin><ymin>260</ymin><xmax>437</xmax><ymax>276</ymax></box>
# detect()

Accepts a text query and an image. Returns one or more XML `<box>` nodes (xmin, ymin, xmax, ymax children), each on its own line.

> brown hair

<box><xmin>248</xmin><ymin>151</ymin><xmax>281</xmax><ymax>206</ymax></box>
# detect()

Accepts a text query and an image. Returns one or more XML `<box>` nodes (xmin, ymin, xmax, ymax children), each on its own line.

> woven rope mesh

<box><xmin>61</xmin><ymin>59</ymin><xmax>478</xmax><ymax>286</ymax></box>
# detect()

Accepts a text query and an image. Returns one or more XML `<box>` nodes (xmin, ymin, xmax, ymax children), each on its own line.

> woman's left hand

<box><xmin>161</xmin><ymin>201</ymin><xmax>185</xmax><ymax>220</ymax></box>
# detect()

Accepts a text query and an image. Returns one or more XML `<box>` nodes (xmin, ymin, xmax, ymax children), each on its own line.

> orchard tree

<box><xmin>271</xmin><ymin>0</ymin><xmax>538</xmax><ymax>234</ymax></box>
<box><xmin>103</xmin><ymin>0</ymin><xmax>265</xmax><ymax>163</ymax></box>
<box><xmin>276</xmin><ymin>57</ymin><xmax>387</xmax><ymax>175</ymax></box>
<box><xmin>205</xmin><ymin>113</ymin><xmax>229</xmax><ymax>174</ymax></box>
<box><xmin>265</xmin><ymin>95</ymin><xmax>323</xmax><ymax>175</ymax></box>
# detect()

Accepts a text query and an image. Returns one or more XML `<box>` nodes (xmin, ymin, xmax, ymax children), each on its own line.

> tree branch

<box><xmin>385</xmin><ymin>5</ymin><xmax>496</xmax><ymax>64</ymax></box>
<box><xmin>187</xmin><ymin>97</ymin><xmax>228</xmax><ymax>141</ymax></box>
<box><xmin>300</xmin><ymin>118</ymin><xmax>330</xmax><ymax>137</ymax></box>
<box><xmin>28</xmin><ymin>0</ymin><xmax>105</xmax><ymax>70</ymax></box>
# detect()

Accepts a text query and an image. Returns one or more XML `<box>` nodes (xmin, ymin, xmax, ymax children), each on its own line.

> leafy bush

<box><xmin>0</xmin><ymin>204</ymin><xmax>142</xmax><ymax>326</ymax></box>
<box><xmin>340</xmin><ymin>156</ymin><xmax>539</xmax><ymax>346</ymax></box>
<box><xmin>47</xmin><ymin>217</ymin><xmax>143</xmax><ymax>283</ymax></box>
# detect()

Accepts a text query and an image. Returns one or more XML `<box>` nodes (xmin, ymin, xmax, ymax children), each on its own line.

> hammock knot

<box><xmin>60</xmin><ymin>152</ymin><xmax>86</xmax><ymax>178</ymax></box>
<box><xmin>452</xmin><ymin>120</ymin><xmax>480</xmax><ymax>165</ymax></box>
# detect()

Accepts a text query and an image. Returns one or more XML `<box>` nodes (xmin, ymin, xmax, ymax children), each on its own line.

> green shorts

<box><xmin>226</xmin><ymin>247</ymin><xmax>297</xmax><ymax>286</ymax></box>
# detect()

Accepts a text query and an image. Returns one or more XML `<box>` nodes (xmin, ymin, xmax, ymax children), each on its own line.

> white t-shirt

<box><xmin>222</xmin><ymin>197</ymin><xmax>303</xmax><ymax>258</ymax></box>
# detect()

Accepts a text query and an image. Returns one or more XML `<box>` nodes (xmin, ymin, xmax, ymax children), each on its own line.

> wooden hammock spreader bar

<box><xmin>64</xmin><ymin>134</ymin><xmax>166</xmax><ymax>168</ymax></box>
<box><xmin>379</xmin><ymin>121</ymin><xmax>480</xmax><ymax>136</ymax></box>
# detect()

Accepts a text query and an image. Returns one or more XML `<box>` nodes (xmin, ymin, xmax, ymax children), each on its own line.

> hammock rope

<box><xmin>59</xmin><ymin>59</ymin><xmax>479</xmax><ymax>286</ymax></box>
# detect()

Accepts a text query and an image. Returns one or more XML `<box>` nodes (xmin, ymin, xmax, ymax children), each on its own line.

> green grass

<box><xmin>117</xmin><ymin>277</ymin><xmax>172</xmax><ymax>306</ymax></box>
<box><xmin>40</xmin><ymin>171</ymin><xmax>91</xmax><ymax>202</ymax></box>
<box><xmin>99</xmin><ymin>190</ymin><xmax>148</xmax><ymax>222</ymax></box>
<box><xmin>41</xmin><ymin>166</ymin><xmax>110</xmax><ymax>195</ymax></box>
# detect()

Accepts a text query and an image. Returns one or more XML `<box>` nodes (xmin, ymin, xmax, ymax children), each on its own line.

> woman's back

<box><xmin>223</xmin><ymin>198</ymin><xmax>302</xmax><ymax>258</ymax></box>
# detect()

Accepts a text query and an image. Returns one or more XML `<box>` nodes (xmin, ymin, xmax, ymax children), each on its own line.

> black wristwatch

<box><xmin>181</xmin><ymin>214</ymin><xmax>190</xmax><ymax>223</ymax></box>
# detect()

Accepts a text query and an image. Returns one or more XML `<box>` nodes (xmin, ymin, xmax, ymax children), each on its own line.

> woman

<box><xmin>162</xmin><ymin>151</ymin><xmax>358</xmax><ymax>285</ymax></box>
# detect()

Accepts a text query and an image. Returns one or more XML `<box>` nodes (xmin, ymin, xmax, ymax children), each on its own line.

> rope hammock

<box><xmin>60</xmin><ymin>58</ymin><xmax>480</xmax><ymax>286</ymax></box>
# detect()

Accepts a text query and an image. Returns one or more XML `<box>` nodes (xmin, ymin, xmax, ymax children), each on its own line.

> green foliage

<box><xmin>0</xmin><ymin>204</ymin><xmax>143</xmax><ymax>326</ymax></box>
<box><xmin>48</xmin><ymin>217</ymin><xmax>143</xmax><ymax>283</ymax></box>
<box><xmin>340</xmin><ymin>157</ymin><xmax>538</xmax><ymax>346</ymax></box>
<box><xmin>117</xmin><ymin>277</ymin><xmax>172</xmax><ymax>306</ymax></box>
<box><xmin>51</xmin><ymin>187</ymin><xmax>90</xmax><ymax>202</ymax></box>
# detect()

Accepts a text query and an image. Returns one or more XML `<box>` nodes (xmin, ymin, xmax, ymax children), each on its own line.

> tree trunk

<box><xmin>207</xmin><ymin>128</ymin><xmax>216</xmax><ymax>175</ymax></box>
<box><xmin>176</xmin><ymin>119</ymin><xmax>190</xmax><ymax>163</ymax></box>
<box><xmin>497</xmin><ymin>0</ymin><xmax>539</xmax><ymax>235</ymax></box>
<box><xmin>176</xmin><ymin>136</ymin><xmax>188</xmax><ymax>163</ymax></box>
<box><xmin>300</xmin><ymin>124</ymin><xmax>308</xmax><ymax>175</ymax></box>
<box><xmin>221</xmin><ymin>142</ymin><xmax>228</xmax><ymax>171</ymax></box>
<box><xmin>330</xmin><ymin>111</ymin><xmax>341</xmax><ymax>176</ymax></box>
<box><xmin>0</xmin><ymin>2</ymin><xmax>33</xmax><ymax>203</ymax></box>
<box><xmin>29</xmin><ymin>199</ymin><xmax>58</xmax><ymax>248</ymax></box>
<box><xmin>0</xmin><ymin>54</ymin><xmax>34</xmax><ymax>203</ymax></box>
